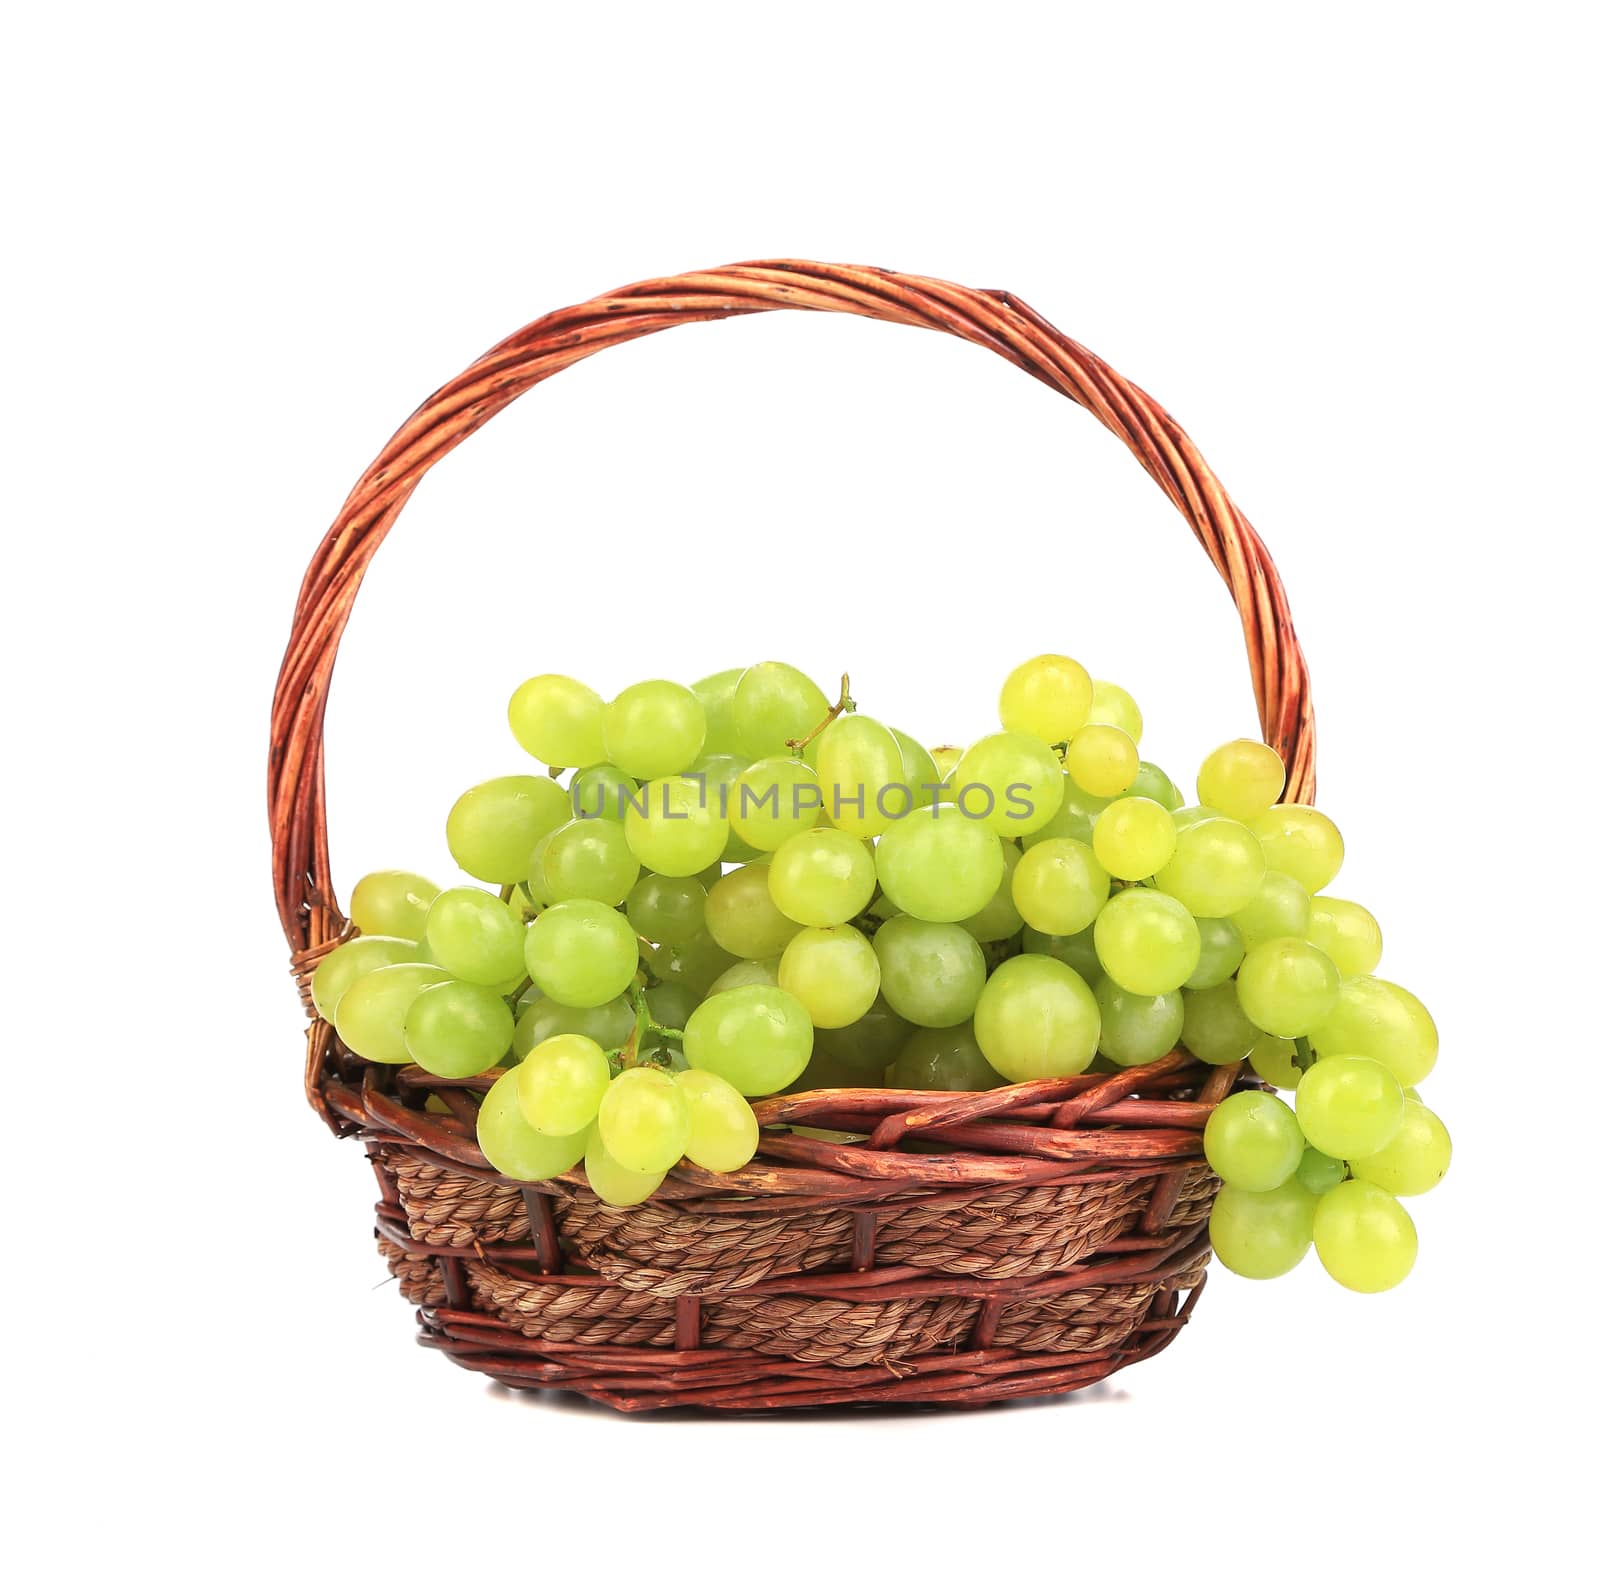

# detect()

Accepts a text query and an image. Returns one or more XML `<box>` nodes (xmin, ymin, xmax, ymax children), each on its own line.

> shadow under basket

<box><xmin>271</xmin><ymin>260</ymin><xmax>1316</xmax><ymax>1413</ymax></box>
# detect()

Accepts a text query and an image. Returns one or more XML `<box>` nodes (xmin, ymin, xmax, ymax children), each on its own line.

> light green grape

<box><xmin>1209</xmin><ymin>1181</ymin><xmax>1317</xmax><ymax>1279</ymax></box>
<box><xmin>1095</xmin><ymin>977</ymin><xmax>1184</xmax><ymax>1067</ymax></box>
<box><xmin>539</xmin><ymin>818</ymin><xmax>640</xmax><ymax>906</ymax></box>
<box><xmin>1235</xmin><ymin>937</ymin><xmax>1341</xmax><ymax>1038</ymax></box>
<box><xmin>601</xmin><ymin>680</ymin><xmax>706</xmax><ymax>779</ymax></box>
<box><xmin>403</xmin><ymin>980</ymin><xmax>514</xmax><ymax>1076</ymax></box>
<box><xmin>1127</xmin><ymin>761</ymin><xmax>1183</xmax><ymax>811</ymax></box>
<box><xmin>952</xmin><ymin>732</ymin><xmax>1065</xmax><ymax>838</ymax></box>
<box><xmin>778</xmin><ymin>925</ymin><xmax>881</xmax><ymax>1028</ymax></box>
<box><xmin>1023</xmin><ymin>925</ymin><xmax>1102</xmax><ymax>985</ymax></box>
<box><xmin>823</xmin><ymin>998</ymin><xmax>915</xmax><ymax>1073</ymax></box>
<box><xmin>1012</xmin><ymin>838</ymin><xmax>1110</xmax><ymax>936</ymax></box>
<box><xmin>683</xmin><ymin>985</ymin><xmax>815</xmax><ymax>1095</ymax></box>
<box><xmin>1307</xmin><ymin>896</ymin><xmax>1384</xmax><ymax>978</ymax></box>
<box><xmin>514</xmin><ymin>1033</ymin><xmax>611</xmax><ymax>1135</ymax></box>
<box><xmin>1088</xmin><ymin>679</ymin><xmax>1143</xmax><ymax>741</ymax></box>
<box><xmin>1066</xmin><ymin>723</ymin><xmax>1139</xmax><ymax>798</ymax></box>
<box><xmin>1203</xmin><ymin>1090</ymin><xmax>1304</xmax><ymax>1190</ymax></box>
<box><xmin>1093</xmin><ymin>888</ymin><xmax>1201</xmax><ymax>995</ymax></box>
<box><xmin>597</xmin><ymin>1067</ymin><xmax>690</xmax><ymax>1173</ymax></box>
<box><xmin>513</xmin><ymin>994</ymin><xmax>633</xmax><ymax>1058</ymax></box>
<box><xmin>732</xmin><ymin>661</ymin><xmax>830</xmax><ymax>759</ymax></box>
<box><xmin>972</xmin><ymin>955</ymin><xmax>1100</xmax><ymax>1081</ymax></box>
<box><xmin>960</xmin><ymin>840</ymin><xmax>1024</xmax><ymax>941</ymax></box>
<box><xmin>873</xmin><ymin>917</ymin><xmax>987</xmax><ymax>1028</ymax></box>
<box><xmin>507</xmin><ymin>673</ymin><xmax>607</xmax><ymax>769</ymax></box>
<box><xmin>794</xmin><ymin>1051</ymin><xmax>883</xmax><ymax>1091</ymax></box>
<box><xmin>584</xmin><ymin>1120</ymin><xmax>665</xmax><ymax>1205</ymax></box>
<box><xmin>1231</xmin><ymin>870</ymin><xmax>1311</xmax><ymax>951</ymax></box>
<box><xmin>676</xmin><ymin>1068</ymin><xmax>761</xmax><ymax>1171</ymax></box>
<box><xmin>706</xmin><ymin>958</ymin><xmax>781</xmax><ymax>995</ymax></box>
<box><xmin>624</xmin><ymin>777</ymin><xmax>731</xmax><ymax>876</ymax></box>
<box><xmin>643</xmin><ymin>981</ymin><xmax>698</xmax><ymax>1032</ymax></box>
<box><xmin>1349</xmin><ymin>1100</ymin><xmax>1451</xmax><ymax>1195</ymax></box>
<box><xmin>874</xmin><ymin>809</ymin><xmax>1002</xmax><ymax>923</ymax></box>
<box><xmin>477</xmin><ymin>1068</ymin><xmax>588</xmax><ymax>1181</ymax></box>
<box><xmin>891</xmin><ymin>728</ymin><xmax>941</xmax><ymax>809</ymax></box>
<box><xmin>768</xmin><ymin>828</ymin><xmax>878</xmax><ymax>926</ymax></box>
<box><xmin>570</xmin><ymin>762</ymin><xmax>641</xmax><ymax>824</ymax></box>
<box><xmin>1180</xmin><ymin>979</ymin><xmax>1263</xmax><ymax>1065</ymax></box>
<box><xmin>692</xmin><ymin>668</ymin><xmax>746</xmax><ymax>758</ymax></box>
<box><xmin>333</xmin><ymin>963</ymin><xmax>448</xmax><ymax>1064</ymax></box>
<box><xmin>311</xmin><ymin>935</ymin><xmax>417</xmax><ymax>1021</ymax></box>
<box><xmin>522</xmin><ymin>899</ymin><xmax>638</xmax><ymax>1007</ymax></box>
<box><xmin>424</xmin><ymin>887</ymin><xmax>526</xmax><ymax>985</ymax></box>
<box><xmin>646</xmin><ymin>931</ymin><xmax>737</xmax><ymax>996</ymax></box>
<box><xmin>683</xmin><ymin>752</ymin><xmax>761</xmax><ymax>863</ymax></box>
<box><xmin>999</xmin><ymin>653</ymin><xmax>1094</xmax><ymax>742</ymax></box>
<box><xmin>1172</xmin><ymin>804</ymin><xmax>1221</xmax><ymax>830</ymax></box>
<box><xmin>886</xmin><ymin>1022</ymin><xmax>1008</xmax><ymax>1090</ymax></box>
<box><xmin>1250</xmin><ymin>1033</ymin><xmax>1302</xmax><ymax>1091</ymax></box>
<box><xmin>447</xmin><ymin>775</ymin><xmax>570</xmax><ymax>884</ymax></box>
<box><xmin>704</xmin><ymin>863</ymin><xmax>801</xmax><ymax>959</ymax></box>
<box><xmin>1251</xmin><ymin>804</ymin><xmax>1345</xmax><ymax>893</ymax></box>
<box><xmin>1019</xmin><ymin>774</ymin><xmax>1106</xmax><ymax>850</ymax></box>
<box><xmin>1295</xmin><ymin>1144</ymin><xmax>1347</xmax><ymax>1195</ymax></box>
<box><xmin>1195</xmin><ymin>738</ymin><xmax>1286</xmax><ymax>821</ymax></box>
<box><xmin>1154</xmin><ymin>817</ymin><xmax>1266</xmax><ymax>917</ymax></box>
<box><xmin>349</xmin><ymin>871</ymin><xmax>440</xmax><ymax>941</ymax></box>
<box><xmin>729</xmin><ymin>756</ymin><xmax>823</xmax><ymax>851</ymax></box>
<box><xmin>1313</xmin><ymin>1179</ymin><xmax>1417</xmax><ymax>1292</ymax></box>
<box><xmin>625</xmin><ymin>873</ymin><xmax>708</xmax><ymax>945</ymax></box>
<box><xmin>1186</xmin><ymin>918</ymin><xmax>1245</xmax><ymax>990</ymax></box>
<box><xmin>1093</xmin><ymin>796</ymin><xmax>1178</xmax><ymax>881</ymax></box>
<box><xmin>1308</xmin><ymin>976</ymin><xmax>1437</xmax><ymax>1086</ymax></box>
<box><xmin>929</xmin><ymin>745</ymin><xmax>963</xmax><ymax>779</ymax></box>
<box><xmin>815</xmin><ymin>714</ymin><xmax>908</xmax><ymax>836</ymax></box>
<box><xmin>1295</xmin><ymin>1053</ymin><xmax>1405</xmax><ymax>1159</ymax></box>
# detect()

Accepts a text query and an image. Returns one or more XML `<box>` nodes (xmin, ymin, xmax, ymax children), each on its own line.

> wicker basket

<box><xmin>270</xmin><ymin>260</ymin><xmax>1315</xmax><ymax>1412</ymax></box>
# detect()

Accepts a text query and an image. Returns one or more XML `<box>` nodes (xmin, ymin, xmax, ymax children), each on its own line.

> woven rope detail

<box><xmin>991</xmin><ymin>1284</ymin><xmax>1161</xmax><ymax>1354</ymax></box>
<box><xmin>701</xmin><ymin>1293</ymin><xmax>980</xmax><ymax>1369</ymax></box>
<box><xmin>391</xmin><ymin>1155</ymin><xmax>531</xmax><ymax>1246</ymax></box>
<box><xmin>468</xmin><ymin>1265</ymin><xmax>676</xmax><ymax>1347</ymax></box>
<box><xmin>378</xmin><ymin>1235</ymin><xmax>447</xmax><ymax>1308</ymax></box>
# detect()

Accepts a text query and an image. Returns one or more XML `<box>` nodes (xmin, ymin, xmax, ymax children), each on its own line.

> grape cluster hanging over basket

<box><xmin>270</xmin><ymin>261</ymin><xmax>1444</xmax><ymax>1412</ymax></box>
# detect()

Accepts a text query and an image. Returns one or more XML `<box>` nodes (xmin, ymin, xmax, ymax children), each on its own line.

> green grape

<box><xmin>525</xmin><ymin>834</ymin><xmax>554</xmax><ymax>907</ymax></box>
<box><xmin>1127</xmin><ymin>760</ymin><xmax>1183</xmax><ymax>811</ymax></box>
<box><xmin>1235</xmin><ymin>937</ymin><xmax>1341</xmax><ymax>1038</ymax></box>
<box><xmin>706</xmin><ymin>958</ymin><xmax>781</xmax><ymax>995</ymax></box>
<box><xmin>815</xmin><ymin>714</ymin><xmax>908</xmax><ymax>836</ymax></box>
<box><xmin>1308</xmin><ymin>976</ymin><xmax>1437</xmax><ymax>1086</ymax></box>
<box><xmin>732</xmin><ymin>661</ymin><xmax>830</xmax><ymax>759</ymax></box>
<box><xmin>683</xmin><ymin>985</ymin><xmax>814</xmax><ymax>1095</ymax></box>
<box><xmin>1349</xmin><ymin>1100</ymin><xmax>1451</xmax><ymax>1195</ymax></box>
<box><xmin>1092</xmin><ymin>796</ymin><xmax>1178</xmax><ymax>881</ymax></box>
<box><xmin>522</xmin><ymin>899</ymin><xmax>638</xmax><ymax>1007</ymax></box>
<box><xmin>1307</xmin><ymin>896</ymin><xmax>1384</xmax><ymax>978</ymax></box>
<box><xmin>1203</xmin><ymin>1091</ymin><xmax>1304</xmax><ymax>1190</ymax></box>
<box><xmin>823</xmin><ymin>997</ymin><xmax>915</xmax><ymax>1073</ymax></box>
<box><xmin>570</xmin><ymin>763</ymin><xmax>642</xmax><ymax>825</ymax></box>
<box><xmin>626</xmin><ymin>874</ymin><xmax>709</xmax><ymax>949</ymax></box>
<box><xmin>513</xmin><ymin>994</ymin><xmax>633</xmax><ymax>1058</ymax></box>
<box><xmin>960</xmin><ymin>840</ymin><xmax>1024</xmax><ymax>941</ymax></box>
<box><xmin>596</xmin><ymin>1067</ymin><xmax>690</xmax><ymax>1173</ymax></box>
<box><xmin>1251</xmin><ymin>804</ymin><xmax>1345</xmax><ymax>893</ymax></box>
<box><xmin>514</xmin><ymin>1033</ymin><xmax>611</xmax><ymax>1135</ymax></box>
<box><xmin>1088</xmin><ymin>679</ymin><xmax>1143</xmax><ymax>741</ymax></box>
<box><xmin>333</xmin><ymin>963</ymin><xmax>448</xmax><ymax>1064</ymax></box>
<box><xmin>794</xmin><ymin>1050</ymin><xmax>883</xmax><ymax>1090</ymax></box>
<box><xmin>891</xmin><ymin>728</ymin><xmax>941</xmax><ymax>810</ymax></box>
<box><xmin>403</xmin><ymin>980</ymin><xmax>514</xmax><ymax>1076</ymax></box>
<box><xmin>624</xmin><ymin>777</ymin><xmax>731</xmax><ymax>876</ymax></box>
<box><xmin>601</xmin><ymin>680</ymin><xmax>706</xmax><ymax>780</ymax></box>
<box><xmin>874</xmin><ymin>809</ymin><xmax>1002</xmax><ymax>923</ymax></box>
<box><xmin>929</xmin><ymin>745</ymin><xmax>963</xmax><ymax>779</ymax></box>
<box><xmin>873</xmin><ymin>917</ymin><xmax>987</xmax><ymax>1028</ymax></box>
<box><xmin>729</xmin><ymin>756</ymin><xmax>823</xmax><ymax>851</ymax></box>
<box><xmin>1065</xmin><ymin>723</ymin><xmax>1138</xmax><ymax>799</ymax></box>
<box><xmin>477</xmin><ymin>1068</ymin><xmax>588</xmax><ymax>1181</ymax></box>
<box><xmin>696</xmin><ymin>862</ymin><xmax>727</xmax><ymax>888</ymax></box>
<box><xmin>643</xmin><ymin>981</ymin><xmax>697</xmax><ymax>1032</ymax></box>
<box><xmin>1022</xmin><ymin>925</ymin><xmax>1102</xmax><ymax>985</ymax></box>
<box><xmin>349</xmin><ymin>870</ymin><xmax>440</xmax><ymax>941</ymax></box>
<box><xmin>676</xmin><ymin>1068</ymin><xmax>761</xmax><ymax>1171</ymax></box>
<box><xmin>952</xmin><ymin>732</ymin><xmax>1065</xmax><ymax>838</ymax></box>
<box><xmin>424</xmin><ymin>887</ymin><xmax>526</xmax><ymax>985</ymax></box>
<box><xmin>423</xmin><ymin>1093</ymin><xmax>451</xmax><ymax>1114</ymax></box>
<box><xmin>704</xmin><ymin>863</ymin><xmax>801</xmax><ymax>959</ymax></box>
<box><xmin>682</xmin><ymin>751</ymin><xmax>760</xmax><ymax>863</ymax></box>
<box><xmin>1094</xmin><ymin>888</ymin><xmax>1201</xmax><ymax>996</ymax></box>
<box><xmin>1313</xmin><ymin>1179</ymin><xmax>1417</xmax><ymax>1292</ymax></box>
<box><xmin>646</xmin><ymin>931</ymin><xmax>737</xmax><ymax>996</ymax></box>
<box><xmin>768</xmin><ymin>829</ymin><xmax>878</xmax><ymax>927</ymax></box>
<box><xmin>1154</xmin><ymin>817</ymin><xmax>1266</xmax><ymax>917</ymax></box>
<box><xmin>1180</xmin><ymin>979</ymin><xmax>1263</xmax><ymax>1065</ymax></box>
<box><xmin>1195</xmin><ymin>738</ymin><xmax>1286</xmax><ymax>821</ymax></box>
<box><xmin>1186</xmin><ymin>918</ymin><xmax>1245</xmax><ymax>990</ymax></box>
<box><xmin>886</xmin><ymin>1022</ymin><xmax>1008</xmax><ymax>1090</ymax></box>
<box><xmin>507</xmin><ymin>883</ymin><xmax>540</xmax><ymax>923</ymax></box>
<box><xmin>1250</xmin><ymin>1033</ymin><xmax>1302</xmax><ymax>1090</ymax></box>
<box><xmin>1018</xmin><ymin>774</ymin><xmax>1098</xmax><ymax>849</ymax></box>
<box><xmin>1295</xmin><ymin>1144</ymin><xmax>1348</xmax><ymax>1195</ymax></box>
<box><xmin>1209</xmin><ymin>1181</ymin><xmax>1317</xmax><ymax>1279</ymax></box>
<box><xmin>507</xmin><ymin>673</ymin><xmax>607</xmax><ymax>769</ymax></box>
<box><xmin>1095</xmin><ymin>978</ymin><xmax>1184</xmax><ymax>1067</ymax></box>
<box><xmin>447</xmin><ymin>775</ymin><xmax>570</xmax><ymax>884</ymax></box>
<box><xmin>311</xmin><ymin>935</ymin><xmax>417</xmax><ymax>1022</ymax></box>
<box><xmin>999</xmin><ymin>653</ymin><xmax>1094</xmax><ymax>743</ymax></box>
<box><xmin>1012</xmin><ymin>838</ymin><xmax>1110</xmax><ymax>936</ymax></box>
<box><xmin>778</xmin><ymin>925</ymin><xmax>881</xmax><ymax>1028</ymax></box>
<box><xmin>584</xmin><ymin>1120</ymin><xmax>665</xmax><ymax>1205</ymax></box>
<box><xmin>1295</xmin><ymin>1053</ymin><xmax>1405</xmax><ymax>1159</ymax></box>
<box><xmin>1231</xmin><ymin>870</ymin><xmax>1311</xmax><ymax>952</ymax></box>
<box><xmin>691</xmin><ymin>668</ymin><xmax>745</xmax><ymax>758</ymax></box>
<box><xmin>1172</xmin><ymin>804</ymin><xmax>1221</xmax><ymax>830</ymax></box>
<box><xmin>972</xmin><ymin>955</ymin><xmax>1100</xmax><ymax>1081</ymax></box>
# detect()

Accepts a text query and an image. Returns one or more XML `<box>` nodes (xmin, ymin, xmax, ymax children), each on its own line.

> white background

<box><xmin>7</xmin><ymin>4</ymin><xmax>1594</xmax><ymax>1587</ymax></box>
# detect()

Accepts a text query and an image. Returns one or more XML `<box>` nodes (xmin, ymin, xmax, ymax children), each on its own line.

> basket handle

<box><xmin>270</xmin><ymin>259</ymin><xmax>1315</xmax><ymax>960</ymax></box>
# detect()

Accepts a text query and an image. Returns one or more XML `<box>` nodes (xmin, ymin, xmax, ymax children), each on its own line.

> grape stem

<box><xmin>614</xmin><ymin>985</ymin><xmax>685</xmax><ymax>1068</ymax></box>
<box><xmin>1293</xmin><ymin>1035</ymin><xmax>1316</xmax><ymax>1072</ymax></box>
<box><xmin>787</xmin><ymin>673</ymin><xmax>855</xmax><ymax>754</ymax></box>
